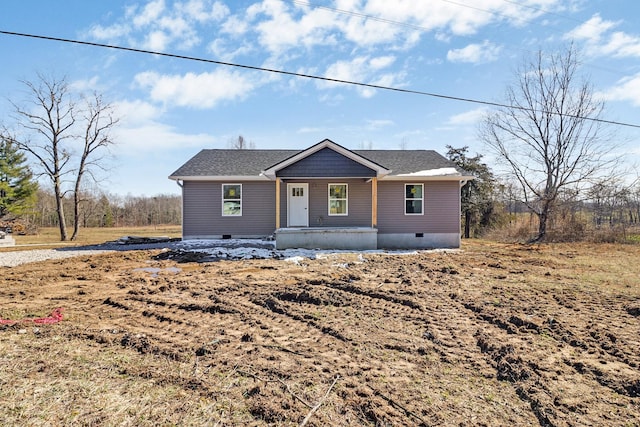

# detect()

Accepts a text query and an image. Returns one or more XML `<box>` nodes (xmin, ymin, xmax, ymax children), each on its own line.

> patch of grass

<box><xmin>626</xmin><ymin>233</ymin><xmax>640</xmax><ymax>243</ymax></box>
<box><xmin>0</xmin><ymin>327</ymin><xmax>243</xmax><ymax>426</ymax></box>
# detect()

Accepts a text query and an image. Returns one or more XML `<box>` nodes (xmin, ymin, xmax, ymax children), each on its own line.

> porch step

<box><xmin>275</xmin><ymin>227</ymin><xmax>377</xmax><ymax>250</ymax></box>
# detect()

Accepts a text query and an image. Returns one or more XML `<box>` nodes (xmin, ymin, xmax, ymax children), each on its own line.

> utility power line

<box><xmin>1</xmin><ymin>29</ymin><xmax>639</xmax><ymax>129</ymax></box>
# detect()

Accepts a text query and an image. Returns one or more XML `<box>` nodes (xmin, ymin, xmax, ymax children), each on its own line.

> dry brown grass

<box><xmin>1</xmin><ymin>226</ymin><xmax>181</xmax><ymax>251</ymax></box>
<box><xmin>484</xmin><ymin>213</ymin><xmax>640</xmax><ymax>244</ymax></box>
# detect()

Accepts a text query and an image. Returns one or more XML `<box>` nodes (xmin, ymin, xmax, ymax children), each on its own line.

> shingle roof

<box><xmin>169</xmin><ymin>147</ymin><xmax>466</xmax><ymax>178</ymax></box>
<box><xmin>170</xmin><ymin>149</ymin><xmax>297</xmax><ymax>177</ymax></box>
<box><xmin>353</xmin><ymin>150</ymin><xmax>462</xmax><ymax>175</ymax></box>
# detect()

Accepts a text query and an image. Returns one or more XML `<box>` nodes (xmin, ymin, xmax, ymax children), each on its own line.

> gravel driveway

<box><xmin>0</xmin><ymin>248</ymin><xmax>117</xmax><ymax>267</ymax></box>
<box><xmin>0</xmin><ymin>238</ymin><xmax>278</xmax><ymax>267</ymax></box>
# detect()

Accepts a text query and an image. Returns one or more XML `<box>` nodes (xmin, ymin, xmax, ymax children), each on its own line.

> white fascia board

<box><xmin>272</xmin><ymin>176</ymin><xmax>374</xmax><ymax>180</ymax></box>
<box><xmin>169</xmin><ymin>175</ymin><xmax>270</xmax><ymax>181</ymax></box>
<box><xmin>379</xmin><ymin>175</ymin><xmax>475</xmax><ymax>182</ymax></box>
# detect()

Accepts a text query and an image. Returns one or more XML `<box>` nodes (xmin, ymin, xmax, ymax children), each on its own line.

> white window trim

<box><xmin>222</xmin><ymin>183</ymin><xmax>242</xmax><ymax>217</ymax></box>
<box><xmin>404</xmin><ymin>183</ymin><xmax>424</xmax><ymax>216</ymax></box>
<box><xmin>328</xmin><ymin>183</ymin><xmax>348</xmax><ymax>216</ymax></box>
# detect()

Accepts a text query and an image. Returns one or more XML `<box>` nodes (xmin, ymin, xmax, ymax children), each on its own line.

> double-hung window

<box><xmin>405</xmin><ymin>183</ymin><xmax>423</xmax><ymax>215</ymax></box>
<box><xmin>222</xmin><ymin>184</ymin><xmax>242</xmax><ymax>216</ymax></box>
<box><xmin>328</xmin><ymin>184</ymin><xmax>348</xmax><ymax>215</ymax></box>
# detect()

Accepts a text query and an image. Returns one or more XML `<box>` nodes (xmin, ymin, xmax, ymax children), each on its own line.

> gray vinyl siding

<box><xmin>377</xmin><ymin>181</ymin><xmax>460</xmax><ymax>234</ymax></box>
<box><xmin>277</xmin><ymin>148</ymin><xmax>376</xmax><ymax>178</ymax></box>
<box><xmin>279</xmin><ymin>179</ymin><xmax>372</xmax><ymax>227</ymax></box>
<box><xmin>183</xmin><ymin>180</ymin><xmax>276</xmax><ymax>237</ymax></box>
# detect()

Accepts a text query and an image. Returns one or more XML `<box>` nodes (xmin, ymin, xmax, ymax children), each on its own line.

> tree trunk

<box><xmin>464</xmin><ymin>209</ymin><xmax>471</xmax><ymax>239</ymax></box>
<box><xmin>533</xmin><ymin>205</ymin><xmax>550</xmax><ymax>243</ymax></box>
<box><xmin>53</xmin><ymin>179</ymin><xmax>67</xmax><ymax>241</ymax></box>
<box><xmin>71</xmin><ymin>169</ymin><xmax>85</xmax><ymax>241</ymax></box>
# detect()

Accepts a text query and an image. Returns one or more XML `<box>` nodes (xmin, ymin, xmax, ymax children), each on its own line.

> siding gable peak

<box><xmin>261</xmin><ymin>139</ymin><xmax>390</xmax><ymax>180</ymax></box>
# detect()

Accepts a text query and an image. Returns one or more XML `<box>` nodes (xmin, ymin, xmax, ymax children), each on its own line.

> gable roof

<box><xmin>261</xmin><ymin>139</ymin><xmax>390</xmax><ymax>179</ymax></box>
<box><xmin>169</xmin><ymin>139</ymin><xmax>472</xmax><ymax>181</ymax></box>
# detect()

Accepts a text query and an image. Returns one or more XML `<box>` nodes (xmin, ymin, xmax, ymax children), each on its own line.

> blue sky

<box><xmin>1</xmin><ymin>0</ymin><xmax>640</xmax><ymax>196</ymax></box>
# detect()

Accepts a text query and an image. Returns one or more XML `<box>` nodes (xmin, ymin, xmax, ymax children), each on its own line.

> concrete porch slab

<box><xmin>275</xmin><ymin>227</ymin><xmax>377</xmax><ymax>250</ymax></box>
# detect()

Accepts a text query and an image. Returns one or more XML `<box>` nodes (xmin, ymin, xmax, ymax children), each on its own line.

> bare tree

<box><xmin>71</xmin><ymin>93</ymin><xmax>117</xmax><ymax>240</ymax></box>
<box><xmin>228</xmin><ymin>135</ymin><xmax>255</xmax><ymax>149</ymax></box>
<box><xmin>480</xmin><ymin>45</ymin><xmax>617</xmax><ymax>241</ymax></box>
<box><xmin>4</xmin><ymin>75</ymin><xmax>75</xmax><ymax>240</ymax></box>
<box><xmin>3</xmin><ymin>73</ymin><xmax>117</xmax><ymax>241</ymax></box>
<box><xmin>358</xmin><ymin>140</ymin><xmax>374</xmax><ymax>150</ymax></box>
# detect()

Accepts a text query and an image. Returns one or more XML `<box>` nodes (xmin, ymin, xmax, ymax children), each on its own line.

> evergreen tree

<box><xmin>99</xmin><ymin>194</ymin><xmax>114</xmax><ymax>227</ymax></box>
<box><xmin>0</xmin><ymin>137</ymin><xmax>38</xmax><ymax>218</ymax></box>
<box><xmin>446</xmin><ymin>146</ymin><xmax>500</xmax><ymax>238</ymax></box>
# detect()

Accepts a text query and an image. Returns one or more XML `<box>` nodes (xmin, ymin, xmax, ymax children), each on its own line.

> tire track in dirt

<box><xmin>454</xmin><ymin>275</ymin><xmax>640</xmax><ymax>425</ymax></box>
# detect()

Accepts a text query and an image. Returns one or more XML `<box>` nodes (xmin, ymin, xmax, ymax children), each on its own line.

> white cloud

<box><xmin>247</xmin><ymin>0</ymin><xmax>338</xmax><ymax>54</ymax></box>
<box><xmin>563</xmin><ymin>14</ymin><xmax>618</xmax><ymax>42</ymax></box>
<box><xmin>87</xmin><ymin>0</ymin><xmax>227</xmax><ymax>52</ymax></box>
<box><xmin>369</xmin><ymin>56</ymin><xmax>396</xmax><ymax>70</ymax></box>
<box><xmin>564</xmin><ymin>14</ymin><xmax>640</xmax><ymax>58</ymax></box>
<box><xmin>112</xmin><ymin>99</ymin><xmax>214</xmax><ymax>155</ymax></box>
<box><xmin>180</xmin><ymin>0</ymin><xmax>230</xmax><ymax>22</ymax></box>
<box><xmin>446</xmin><ymin>108</ymin><xmax>488</xmax><ymax>125</ymax></box>
<box><xmin>447</xmin><ymin>41</ymin><xmax>502</xmax><ymax>63</ymax></box>
<box><xmin>145</xmin><ymin>30</ymin><xmax>171</xmax><ymax>51</ymax></box>
<box><xmin>340</xmin><ymin>14</ymin><xmax>402</xmax><ymax>46</ymax></box>
<box><xmin>134</xmin><ymin>70</ymin><xmax>256</xmax><ymax>108</ymax></box>
<box><xmin>220</xmin><ymin>14</ymin><xmax>250</xmax><ymax>36</ymax></box>
<box><xmin>132</xmin><ymin>0</ymin><xmax>166</xmax><ymax>28</ymax></box>
<box><xmin>87</xmin><ymin>23</ymin><xmax>130</xmax><ymax>40</ymax></box>
<box><xmin>320</xmin><ymin>55</ymin><xmax>401</xmax><ymax>97</ymax></box>
<box><xmin>70</xmin><ymin>76</ymin><xmax>102</xmax><ymax>93</ymax></box>
<box><xmin>322</xmin><ymin>57</ymin><xmax>368</xmax><ymax>85</ymax></box>
<box><xmin>361</xmin><ymin>0</ymin><xmax>560</xmax><ymax>37</ymax></box>
<box><xmin>208</xmin><ymin>38</ymin><xmax>253</xmax><ymax>61</ymax></box>
<box><xmin>114</xmin><ymin>99</ymin><xmax>162</xmax><ymax>124</ymax></box>
<box><xmin>599</xmin><ymin>73</ymin><xmax>640</xmax><ymax>107</ymax></box>
<box><xmin>599</xmin><ymin>32</ymin><xmax>640</xmax><ymax>58</ymax></box>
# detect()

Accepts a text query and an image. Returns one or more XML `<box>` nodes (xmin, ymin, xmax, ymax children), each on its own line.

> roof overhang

<box><xmin>380</xmin><ymin>175</ymin><xmax>475</xmax><ymax>182</ymax></box>
<box><xmin>168</xmin><ymin>175</ymin><xmax>271</xmax><ymax>181</ymax></box>
<box><xmin>260</xmin><ymin>139</ymin><xmax>391</xmax><ymax>180</ymax></box>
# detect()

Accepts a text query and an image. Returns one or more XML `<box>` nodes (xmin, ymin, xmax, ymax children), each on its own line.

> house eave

<box><xmin>380</xmin><ymin>175</ymin><xmax>475</xmax><ymax>182</ymax></box>
<box><xmin>169</xmin><ymin>175</ymin><xmax>270</xmax><ymax>181</ymax></box>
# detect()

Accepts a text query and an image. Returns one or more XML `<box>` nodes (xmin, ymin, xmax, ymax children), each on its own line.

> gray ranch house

<box><xmin>169</xmin><ymin>139</ymin><xmax>473</xmax><ymax>250</ymax></box>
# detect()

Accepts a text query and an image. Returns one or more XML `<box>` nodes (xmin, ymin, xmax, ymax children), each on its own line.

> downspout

<box><xmin>175</xmin><ymin>180</ymin><xmax>184</xmax><ymax>240</ymax></box>
<box><xmin>275</xmin><ymin>178</ymin><xmax>281</xmax><ymax>230</ymax></box>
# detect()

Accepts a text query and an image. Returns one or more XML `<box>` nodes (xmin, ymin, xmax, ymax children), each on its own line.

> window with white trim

<box><xmin>405</xmin><ymin>183</ymin><xmax>423</xmax><ymax>215</ymax></box>
<box><xmin>222</xmin><ymin>184</ymin><xmax>242</xmax><ymax>216</ymax></box>
<box><xmin>328</xmin><ymin>183</ymin><xmax>348</xmax><ymax>215</ymax></box>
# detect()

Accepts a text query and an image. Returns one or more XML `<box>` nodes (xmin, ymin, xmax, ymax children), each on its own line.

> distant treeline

<box><xmin>24</xmin><ymin>189</ymin><xmax>181</xmax><ymax>228</ymax></box>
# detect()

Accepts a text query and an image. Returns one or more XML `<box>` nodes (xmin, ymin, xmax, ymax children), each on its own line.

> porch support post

<box><xmin>275</xmin><ymin>178</ymin><xmax>281</xmax><ymax>229</ymax></box>
<box><xmin>371</xmin><ymin>177</ymin><xmax>378</xmax><ymax>228</ymax></box>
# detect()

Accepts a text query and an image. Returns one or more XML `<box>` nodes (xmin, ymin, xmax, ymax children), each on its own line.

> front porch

<box><xmin>275</xmin><ymin>227</ymin><xmax>377</xmax><ymax>250</ymax></box>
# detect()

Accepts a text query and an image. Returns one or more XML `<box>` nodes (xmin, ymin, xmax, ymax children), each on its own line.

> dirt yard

<box><xmin>1</xmin><ymin>241</ymin><xmax>639</xmax><ymax>426</ymax></box>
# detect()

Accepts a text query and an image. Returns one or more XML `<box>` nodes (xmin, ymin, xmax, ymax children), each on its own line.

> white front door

<box><xmin>287</xmin><ymin>183</ymin><xmax>309</xmax><ymax>227</ymax></box>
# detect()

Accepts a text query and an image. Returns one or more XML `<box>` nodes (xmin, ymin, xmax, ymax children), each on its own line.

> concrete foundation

<box><xmin>377</xmin><ymin>233</ymin><xmax>460</xmax><ymax>249</ymax></box>
<box><xmin>275</xmin><ymin>227</ymin><xmax>378</xmax><ymax>250</ymax></box>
